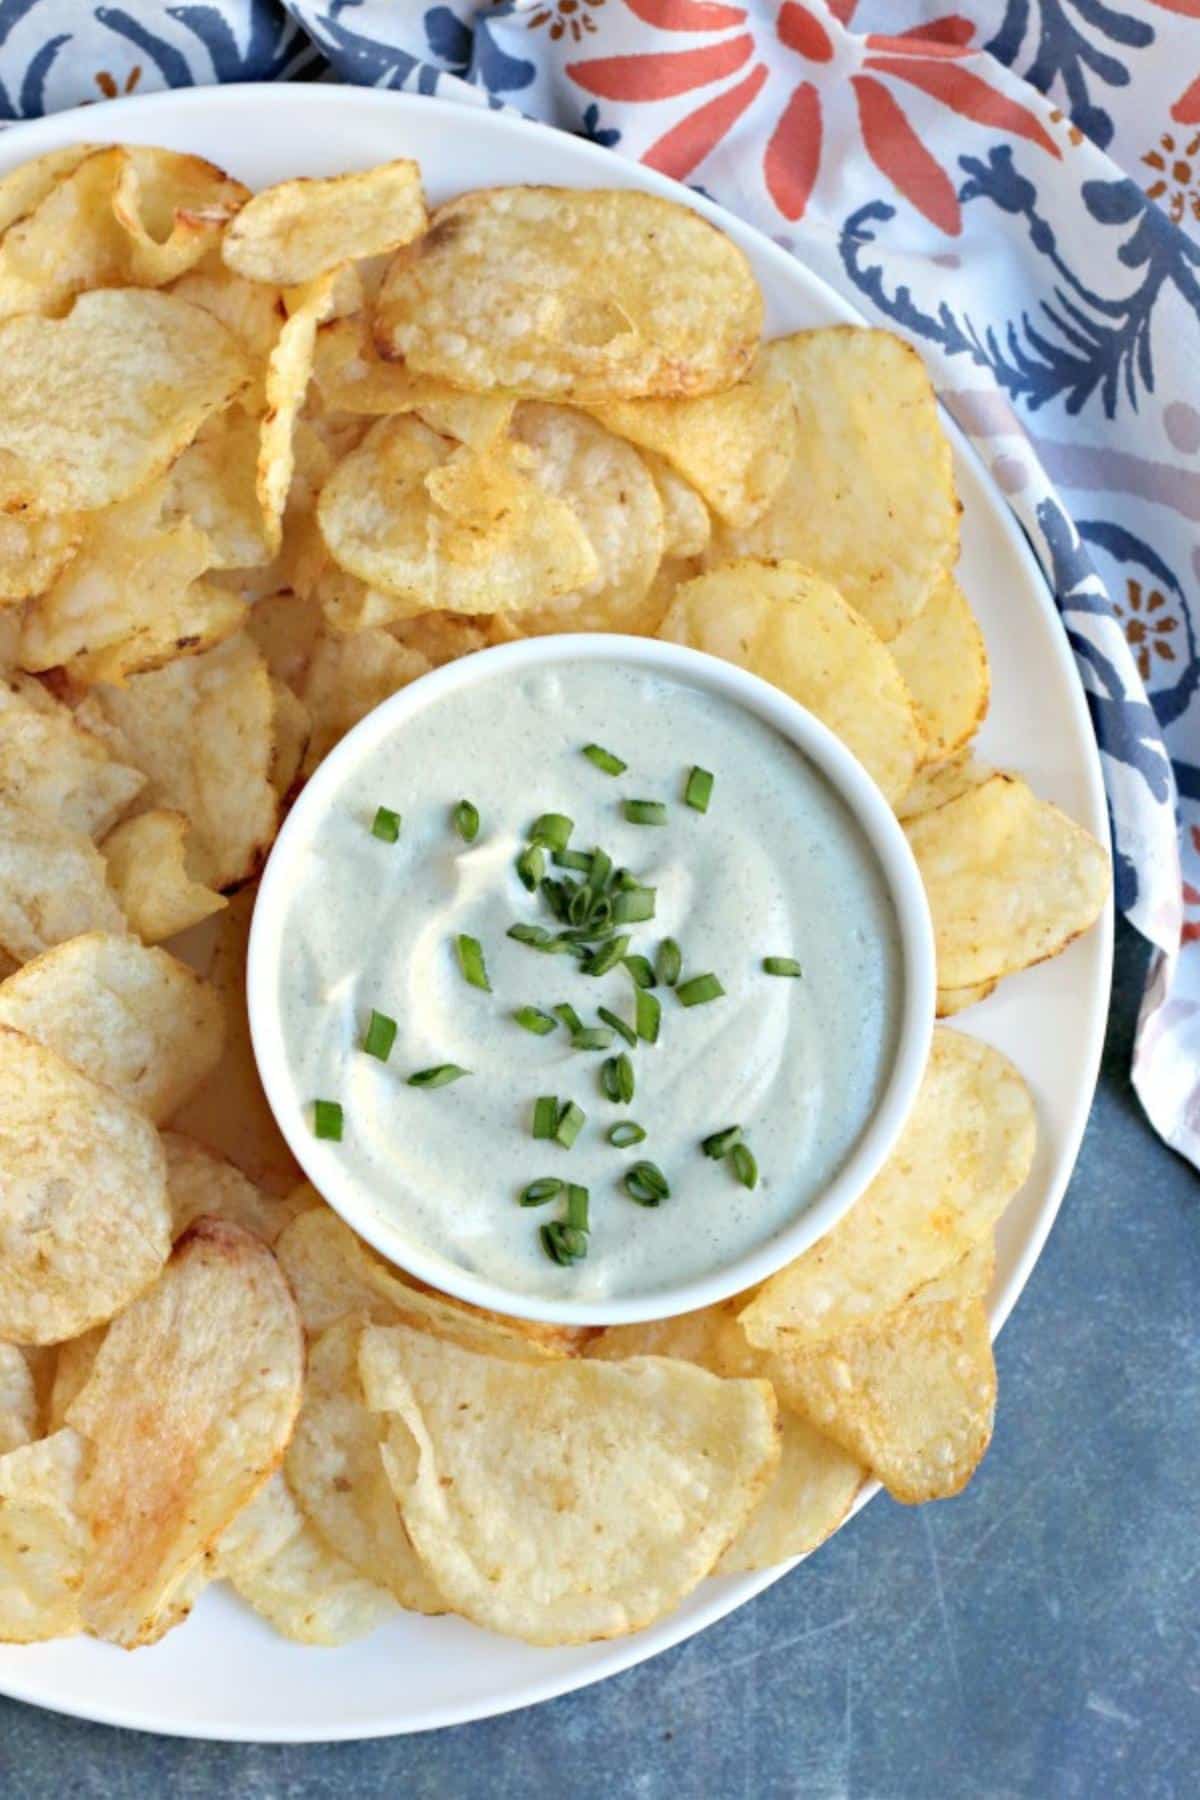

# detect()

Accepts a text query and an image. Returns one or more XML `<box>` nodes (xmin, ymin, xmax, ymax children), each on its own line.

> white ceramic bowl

<box><xmin>248</xmin><ymin>632</ymin><xmax>935</xmax><ymax>1326</ymax></box>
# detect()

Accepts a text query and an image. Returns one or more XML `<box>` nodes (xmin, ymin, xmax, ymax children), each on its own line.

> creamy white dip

<box><xmin>272</xmin><ymin>660</ymin><xmax>900</xmax><ymax>1302</ymax></box>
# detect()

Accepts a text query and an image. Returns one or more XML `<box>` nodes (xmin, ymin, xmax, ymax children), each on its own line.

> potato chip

<box><xmin>360</xmin><ymin>1322</ymin><xmax>779</xmax><ymax>1644</ymax></box>
<box><xmin>896</xmin><ymin>749</ymin><xmax>992</xmax><ymax>822</ymax></box>
<box><xmin>0</xmin><ymin>148</ymin><xmax>129</xmax><ymax>319</ymax></box>
<box><xmin>937</xmin><ymin>980</ymin><xmax>997</xmax><ymax>1017</ymax></box>
<box><xmin>165</xmin><ymin>408</ymin><xmax>276</xmax><ymax>570</ymax></box>
<box><xmin>100</xmin><ymin>809</ymin><xmax>227</xmax><ymax>944</ymax></box>
<box><xmin>169</xmin><ymin>259</ymin><xmax>283</xmax><ymax>410</ymax></box>
<box><xmin>311</xmin><ymin>316</ymin><xmax>516</xmax><ymax>444</ymax></box>
<box><xmin>586</xmin><ymin>360</ymin><xmax>796</xmax><ymax>529</ymax></box>
<box><xmin>388</xmin><ymin>611</ymin><xmax>490</xmax><ymax>668</ymax></box>
<box><xmin>258</xmin><ymin>271</ymin><xmax>338</xmax><ymax>554</ymax></box>
<box><xmin>0</xmin><ymin>289</ymin><xmax>249</xmax><ymax>518</ymax></box>
<box><xmin>740</xmin><ymin>1029</ymin><xmax>1036</xmax><ymax>1352</ymax></box>
<box><xmin>300</xmin><ymin>628</ymin><xmax>431</xmax><ymax>773</ymax></box>
<box><xmin>0</xmin><ymin>932</ymin><xmax>222</xmax><ymax>1123</ymax></box>
<box><xmin>163</xmin><ymin>1132</ymin><xmax>311</xmax><ymax>1247</ymax></box>
<box><xmin>710</xmin><ymin>330</ymin><xmax>959</xmax><ymax>639</ymax></box>
<box><xmin>314</xmin><ymin>564</ymin><xmax>420</xmax><ymax>638</ymax></box>
<box><xmin>66</xmin><ymin>1217</ymin><xmax>304</xmax><ymax>1646</ymax></box>
<box><xmin>224</xmin><ymin>160</ymin><xmax>427</xmax><ymax>287</ymax></box>
<box><xmin>659</xmin><ymin>559</ymin><xmax>923</xmax><ymax>804</ymax></box>
<box><xmin>643</xmin><ymin>455</ymin><xmax>711</xmax><ymax>560</ymax></box>
<box><xmin>506</xmin><ymin>404</ymin><xmax>666</xmax><ymax>634</ymax></box>
<box><xmin>270</xmin><ymin>678</ymin><xmax>310</xmax><ymax>796</ymax></box>
<box><xmin>0</xmin><ymin>144</ymin><xmax>96</xmax><ymax>235</ymax></box>
<box><xmin>317</xmin><ymin>416</ymin><xmax>598</xmax><ymax>618</ymax></box>
<box><xmin>0</xmin><ymin>1025</ymin><xmax>170</xmax><ymax>1344</ymax></box>
<box><xmin>111</xmin><ymin>147</ymin><xmax>248</xmax><ymax>287</ymax></box>
<box><xmin>215</xmin><ymin>1471</ymin><xmax>396</xmax><ymax>1645</ymax></box>
<box><xmin>0</xmin><ymin>685</ymin><xmax>144</xmax><ymax>839</ymax></box>
<box><xmin>906</xmin><ymin>773</ymin><xmax>1111</xmax><ymax>987</ymax></box>
<box><xmin>168</xmin><ymin>887</ymin><xmax>302</xmax><ymax>1196</ymax></box>
<box><xmin>76</xmin><ymin>634</ymin><xmax>278</xmax><ymax>890</ymax></box>
<box><xmin>0</xmin><ymin>797</ymin><xmax>127</xmax><ymax>965</ymax></box>
<box><xmin>0</xmin><ymin>513</ymin><xmax>81</xmax><ymax>603</ymax></box>
<box><xmin>0</xmin><ymin>1342</ymin><xmax>36</xmax><ymax>1455</ymax></box>
<box><xmin>890</xmin><ymin>574</ymin><xmax>989</xmax><ymax>760</ymax></box>
<box><xmin>0</xmin><ymin>1430</ymin><xmax>87</xmax><ymax>1642</ymax></box>
<box><xmin>375</xmin><ymin>187</ymin><xmax>762</xmax><ymax>400</ymax></box>
<box><xmin>246</xmin><ymin>588</ymin><xmax>322</xmax><ymax>687</ymax></box>
<box><xmin>285</xmin><ymin>1320</ymin><xmax>444</xmax><ymax>1612</ymax></box>
<box><xmin>45</xmin><ymin>1328</ymin><xmax>105</xmax><ymax>1433</ymax></box>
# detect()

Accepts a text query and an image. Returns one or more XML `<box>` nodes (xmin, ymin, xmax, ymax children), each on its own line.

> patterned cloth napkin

<box><xmin>3</xmin><ymin>0</ymin><xmax>1199</xmax><ymax>1165</ymax></box>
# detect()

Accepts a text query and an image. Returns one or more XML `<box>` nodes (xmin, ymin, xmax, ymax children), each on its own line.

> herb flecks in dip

<box><xmin>273</xmin><ymin>661</ymin><xmax>901</xmax><ymax>1303</ymax></box>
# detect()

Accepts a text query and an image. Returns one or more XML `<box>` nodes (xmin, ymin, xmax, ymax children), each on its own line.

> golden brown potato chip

<box><xmin>896</xmin><ymin>749</ymin><xmax>992</xmax><ymax>822</ymax></box>
<box><xmin>76</xmin><ymin>633</ymin><xmax>278</xmax><ymax>890</ymax></box>
<box><xmin>163</xmin><ymin>1132</ymin><xmax>311</xmax><ymax>1247</ymax></box>
<box><xmin>0</xmin><ymin>1024</ymin><xmax>170</xmax><ymax>1344</ymax></box>
<box><xmin>906</xmin><ymin>773</ymin><xmax>1111</xmax><ymax>987</ymax></box>
<box><xmin>258</xmin><ymin>271</ymin><xmax>339</xmax><ymax>554</ymax></box>
<box><xmin>659</xmin><ymin>558</ymin><xmax>923</xmax><ymax>805</ymax></box>
<box><xmin>224</xmin><ymin>160</ymin><xmax>427</xmax><ymax>287</ymax></box>
<box><xmin>246</xmin><ymin>588</ymin><xmax>322</xmax><ymax>687</ymax></box>
<box><xmin>270</xmin><ymin>678</ymin><xmax>310</xmax><ymax>796</ymax></box>
<box><xmin>0</xmin><ymin>1342</ymin><xmax>36</xmax><ymax>1455</ymax></box>
<box><xmin>586</xmin><ymin>360</ymin><xmax>796</xmax><ymax>529</ymax></box>
<box><xmin>740</xmin><ymin>1029</ymin><xmax>1036</xmax><ymax>1352</ymax></box>
<box><xmin>890</xmin><ymin>574</ymin><xmax>989</xmax><ymax>760</ymax></box>
<box><xmin>0</xmin><ymin>684</ymin><xmax>144</xmax><ymax>839</ymax></box>
<box><xmin>311</xmin><ymin>316</ymin><xmax>517</xmax><ymax>444</ymax></box>
<box><xmin>0</xmin><ymin>1430</ymin><xmax>87</xmax><ymax>1642</ymax></box>
<box><xmin>710</xmin><ymin>330</ymin><xmax>958</xmax><ymax>639</ymax></box>
<box><xmin>0</xmin><ymin>289</ymin><xmax>249</xmax><ymax>518</ymax></box>
<box><xmin>314</xmin><ymin>564</ymin><xmax>421</xmax><ymax>638</ymax></box>
<box><xmin>215</xmin><ymin>1471</ymin><xmax>396</xmax><ymax>1645</ymax></box>
<box><xmin>0</xmin><ymin>148</ymin><xmax>128</xmax><ymax>319</ymax></box>
<box><xmin>0</xmin><ymin>797</ymin><xmax>127</xmax><ymax>965</ymax></box>
<box><xmin>168</xmin><ymin>887</ymin><xmax>302</xmax><ymax>1196</ymax></box>
<box><xmin>45</xmin><ymin>1328</ymin><xmax>105</xmax><ymax>1434</ymax></box>
<box><xmin>0</xmin><ymin>512</ymin><xmax>81</xmax><ymax>603</ymax></box>
<box><xmin>66</xmin><ymin>1217</ymin><xmax>304</xmax><ymax>1647</ymax></box>
<box><xmin>100</xmin><ymin>809</ymin><xmax>227</xmax><ymax>944</ymax></box>
<box><xmin>169</xmin><ymin>258</ymin><xmax>283</xmax><ymax>410</ymax></box>
<box><xmin>166</xmin><ymin>408</ymin><xmax>275</xmax><ymax>570</ymax></box>
<box><xmin>0</xmin><ymin>932</ymin><xmax>222</xmax><ymax>1123</ymax></box>
<box><xmin>0</xmin><ymin>144</ymin><xmax>96</xmax><ymax>234</ymax></box>
<box><xmin>643</xmin><ymin>455</ymin><xmax>711</xmax><ymax>560</ymax></box>
<box><xmin>937</xmin><ymin>980</ymin><xmax>998</xmax><ymax>1017</ymax></box>
<box><xmin>360</xmin><ymin>1322</ymin><xmax>779</xmax><ymax>1644</ymax></box>
<box><xmin>285</xmin><ymin>1320</ymin><xmax>444</xmax><ymax>1612</ymax></box>
<box><xmin>506</xmin><ymin>404</ymin><xmax>666</xmax><ymax>634</ymax></box>
<box><xmin>388</xmin><ymin>611</ymin><xmax>490</xmax><ymax>668</ymax></box>
<box><xmin>376</xmin><ymin>187</ymin><xmax>762</xmax><ymax>401</ymax></box>
<box><xmin>111</xmin><ymin>147</ymin><xmax>248</xmax><ymax>286</ymax></box>
<box><xmin>300</xmin><ymin>627</ymin><xmax>431</xmax><ymax>773</ymax></box>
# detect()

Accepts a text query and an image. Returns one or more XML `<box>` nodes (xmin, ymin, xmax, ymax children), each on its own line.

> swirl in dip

<box><xmin>261</xmin><ymin>658</ymin><xmax>901</xmax><ymax>1303</ymax></box>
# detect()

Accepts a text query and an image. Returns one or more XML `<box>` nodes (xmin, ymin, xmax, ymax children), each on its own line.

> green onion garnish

<box><xmin>572</xmin><ymin>1027</ymin><xmax>614</xmax><ymax>1053</ymax></box>
<box><xmin>554</xmin><ymin>1001</ymin><xmax>584</xmax><ymax>1035</ymax></box>
<box><xmin>541</xmin><ymin>1221</ymin><xmax>588</xmax><ymax>1265</ymax></box>
<box><xmin>684</xmin><ymin>767</ymin><xmax>714</xmax><ymax>813</ymax></box>
<box><xmin>509</xmin><ymin>922</ymin><xmax>553</xmax><ymax>948</ymax></box>
<box><xmin>514</xmin><ymin>1005</ymin><xmax>557</xmax><ymax>1036</ymax></box>
<box><xmin>568</xmin><ymin>885</ymin><xmax>593</xmax><ymax>929</ymax></box>
<box><xmin>676</xmin><ymin>972</ymin><xmax>725</xmax><ymax>1007</ymax></box>
<box><xmin>601</xmin><ymin>1052</ymin><xmax>635</xmax><ymax>1105</ymax></box>
<box><xmin>623</xmin><ymin>1160</ymin><xmax>670</xmax><ymax>1207</ymax></box>
<box><xmin>582</xmin><ymin>744</ymin><xmax>627</xmax><ymax>776</ymax></box>
<box><xmin>636</xmin><ymin>989</ymin><xmax>661</xmax><ymax>1044</ymax></box>
<box><xmin>532</xmin><ymin>1095</ymin><xmax>559</xmax><ymax>1139</ymax></box>
<box><xmin>612</xmin><ymin>886</ymin><xmax>656</xmax><ymax>925</ymax></box>
<box><xmin>453</xmin><ymin>799</ymin><xmax>480</xmax><ymax>843</ymax></box>
<box><xmin>731</xmin><ymin>1143</ymin><xmax>758</xmax><ymax>1189</ymax></box>
<box><xmin>554</xmin><ymin>848</ymin><xmax>593</xmax><ymax>873</ymax></box>
<box><xmin>763</xmin><ymin>956</ymin><xmax>803</xmax><ymax>978</ymax></box>
<box><xmin>456</xmin><ymin>933</ymin><xmax>491</xmax><ymax>992</ymax></box>
<box><xmin>565</xmin><ymin>1183</ymin><xmax>590</xmax><ymax>1232</ymax></box>
<box><xmin>586</xmin><ymin>893</ymin><xmax>614</xmax><ymax>933</ymax></box>
<box><xmin>519</xmin><ymin>1178</ymin><xmax>563</xmax><ymax>1207</ymax></box>
<box><xmin>584</xmin><ymin>933</ymin><xmax>631</xmax><ymax>978</ymax></box>
<box><xmin>622</xmin><ymin>955</ymin><xmax>656</xmax><ymax>990</ymax></box>
<box><xmin>361</xmin><ymin>1009</ymin><xmax>397</xmax><ymax>1062</ymax></box>
<box><xmin>655</xmin><ymin>938</ymin><xmax>682</xmax><ymax>987</ymax></box>
<box><xmin>615</xmin><ymin>868</ymin><xmax>640</xmax><ymax>891</ymax></box>
<box><xmin>515</xmin><ymin>844</ymin><xmax>545</xmax><ymax>891</ymax></box>
<box><xmin>607</xmin><ymin>1121</ymin><xmax>647</xmax><ymax>1148</ymax></box>
<box><xmin>530</xmin><ymin>813</ymin><xmax>573</xmax><ymax>852</ymax></box>
<box><xmin>622</xmin><ymin>799</ymin><xmax>667</xmax><ymax>827</ymax></box>
<box><xmin>589</xmin><ymin>847</ymin><xmax>613</xmax><ymax>889</ymax></box>
<box><xmin>312</xmin><ymin>1099</ymin><xmax>343</xmax><ymax>1141</ymax></box>
<box><xmin>407</xmin><ymin>1065</ymin><xmax>470</xmax><ymax>1088</ymax></box>
<box><xmin>553</xmin><ymin>1100</ymin><xmax>586</xmax><ymax>1149</ymax></box>
<box><xmin>702</xmin><ymin>1125</ymin><xmax>743</xmax><ymax>1159</ymax></box>
<box><xmin>541</xmin><ymin>878</ymin><xmax>571</xmax><ymax>923</ymax></box>
<box><xmin>370</xmin><ymin>806</ymin><xmax>401</xmax><ymax>843</ymax></box>
<box><xmin>597</xmin><ymin>1005</ymin><xmax>637</xmax><ymax>1048</ymax></box>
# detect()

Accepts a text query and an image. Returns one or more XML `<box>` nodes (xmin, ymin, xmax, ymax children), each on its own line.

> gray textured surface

<box><xmin>1</xmin><ymin>920</ymin><xmax>1197</xmax><ymax>1798</ymax></box>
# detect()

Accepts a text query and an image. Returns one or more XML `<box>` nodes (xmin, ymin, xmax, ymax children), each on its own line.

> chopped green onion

<box><xmin>684</xmin><ymin>766</ymin><xmax>714</xmax><ymax>813</ymax></box>
<box><xmin>763</xmin><ymin>956</ymin><xmax>803</xmax><ymax>978</ymax></box>
<box><xmin>622</xmin><ymin>954</ymin><xmax>656</xmax><ymax>990</ymax></box>
<box><xmin>572</xmin><ymin>1027</ymin><xmax>614</xmax><ymax>1053</ymax></box>
<box><xmin>541</xmin><ymin>1221</ymin><xmax>588</xmax><ymax>1265</ymax></box>
<box><xmin>731</xmin><ymin>1143</ymin><xmax>758</xmax><ymax>1189</ymax></box>
<box><xmin>370</xmin><ymin>806</ymin><xmax>401</xmax><ymax>843</ymax></box>
<box><xmin>453</xmin><ymin>799</ymin><xmax>479</xmax><ymax>843</ymax></box>
<box><xmin>622</xmin><ymin>799</ymin><xmax>668</xmax><ymax>827</ymax></box>
<box><xmin>515</xmin><ymin>844</ymin><xmax>545</xmax><ymax>892</ymax></box>
<box><xmin>702</xmin><ymin>1124</ymin><xmax>743</xmax><ymax>1159</ymax></box>
<box><xmin>407</xmin><ymin>1065</ymin><xmax>470</xmax><ymax>1088</ymax></box>
<box><xmin>361</xmin><ymin>1009</ymin><xmax>397</xmax><ymax>1062</ymax></box>
<box><xmin>615</xmin><ymin>868</ymin><xmax>640</xmax><ymax>891</ymax></box>
<box><xmin>587</xmin><ymin>892</ymin><xmax>614</xmax><ymax>931</ymax></box>
<box><xmin>565</xmin><ymin>1183</ymin><xmax>590</xmax><ymax>1232</ymax></box>
<box><xmin>600</xmin><ymin>1052</ymin><xmax>634</xmax><ymax>1105</ymax></box>
<box><xmin>514</xmin><ymin>1005</ymin><xmax>557</xmax><ymax>1037</ymax></box>
<box><xmin>532</xmin><ymin>1095</ymin><xmax>559</xmax><ymax>1139</ymax></box>
<box><xmin>582</xmin><ymin>744</ymin><xmax>627</xmax><ymax>776</ymax></box>
<box><xmin>519</xmin><ymin>1178</ymin><xmax>563</xmax><ymax>1208</ymax></box>
<box><xmin>612</xmin><ymin>886</ymin><xmax>656</xmax><ymax>925</ymax></box>
<box><xmin>655</xmin><ymin>938</ymin><xmax>682</xmax><ymax>987</ymax></box>
<box><xmin>530</xmin><ymin>813</ymin><xmax>573</xmax><ymax>852</ymax></box>
<box><xmin>554</xmin><ymin>848</ymin><xmax>594</xmax><ymax>873</ymax></box>
<box><xmin>636</xmin><ymin>989</ymin><xmax>661</xmax><ymax>1045</ymax></box>
<box><xmin>568</xmin><ymin>884</ymin><xmax>593</xmax><ymax>929</ymax></box>
<box><xmin>584</xmin><ymin>933</ymin><xmax>631</xmax><ymax>978</ymax></box>
<box><xmin>589</xmin><ymin>847</ymin><xmax>613</xmax><ymax>890</ymax></box>
<box><xmin>597</xmin><ymin>1005</ymin><xmax>637</xmax><ymax>1048</ymax></box>
<box><xmin>456</xmin><ymin>933</ymin><xmax>491</xmax><ymax>992</ymax></box>
<box><xmin>508</xmin><ymin>922</ymin><xmax>553</xmax><ymax>948</ymax></box>
<box><xmin>553</xmin><ymin>1001</ymin><xmax>584</xmax><ymax>1035</ymax></box>
<box><xmin>607</xmin><ymin>1121</ymin><xmax>647</xmax><ymax>1149</ymax></box>
<box><xmin>312</xmin><ymin>1099</ymin><xmax>343</xmax><ymax>1141</ymax></box>
<box><xmin>540</xmin><ymin>878</ymin><xmax>571</xmax><ymax>923</ymax></box>
<box><xmin>553</xmin><ymin>1100</ymin><xmax>586</xmax><ymax>1149</ymax></box>
<box><xmin>623</xmin><ymin>1160</ymin><xmax>670</xmax><ymax>1207</ymax></box>
<box><xmin>676</xmin><ymin>972</ymin><xmax>725</xmax><ymax>1008</ymax></box>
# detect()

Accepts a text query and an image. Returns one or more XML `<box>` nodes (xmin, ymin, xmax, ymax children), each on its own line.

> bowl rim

<box><xmin>247</xmin><ymin>630</ymin><xmax>936</xmax><ymax>1326</ymax></box>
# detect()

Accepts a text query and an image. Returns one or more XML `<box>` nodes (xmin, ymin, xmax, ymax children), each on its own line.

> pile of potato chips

<box><xmin>0</xmin><ymin>145</ymin><xmax>1109</xmax><ymax>1652</ymax></box>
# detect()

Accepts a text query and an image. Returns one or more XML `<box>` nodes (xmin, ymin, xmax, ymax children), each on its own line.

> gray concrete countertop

<box><xmin>2</xmin><ymin>921</ymin><xmax>1197</xmax><ymax>1799</ymax></box>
